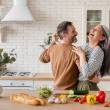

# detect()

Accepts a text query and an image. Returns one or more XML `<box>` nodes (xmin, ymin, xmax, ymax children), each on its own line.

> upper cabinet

<box><xmin>86</xmin><ymin>10</ymin><xmax>102</xmax><ymax>42</ymax></box>
<box><xmin>82</xmin><ymin>1</ymin><xmax>110</xmax><ymax>44</ymax></box>
<box><xmin>87</xmin><ymin>10</ymin><xmax>102</xmax><ymax>34</ymax></box>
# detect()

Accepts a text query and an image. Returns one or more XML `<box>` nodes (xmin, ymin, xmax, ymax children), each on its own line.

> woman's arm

<box><xmin>89</xmin><ymin>75</ymin><xmax>101</xmax><ymax>83</ymax></box>
<box><xmin>80</xmin><ymin>48</ymin><xmax>104</xmax><ymax>78</ymax></box>
<box><xmin>73</xmin><ymin>47</ymin><xmax>104</xmax><ymax>78</ymax></box>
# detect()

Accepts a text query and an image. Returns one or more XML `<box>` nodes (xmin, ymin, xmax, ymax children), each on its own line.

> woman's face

<box><xmin>88</xmin><ymin>25</ymin><xmax>104</xmax><ymax>43</ymax></box>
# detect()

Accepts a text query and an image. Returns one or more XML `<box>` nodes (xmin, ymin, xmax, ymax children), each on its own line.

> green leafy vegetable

<box><xmin>36</xmin><ymin>87</ymin><xmax>52</xmax><ymax>98</ymax></box>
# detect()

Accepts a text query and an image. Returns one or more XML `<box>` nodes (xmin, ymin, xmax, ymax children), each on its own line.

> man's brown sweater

<box><xmin>39</xmin><ymin>44</ymin><xmax>79</xmax><ymax>90</ymax></box>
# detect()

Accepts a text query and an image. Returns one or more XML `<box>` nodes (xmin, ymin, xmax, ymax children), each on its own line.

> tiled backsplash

<box><xmin>0</xmin><ymin>0</ymin><xmax>107</xmax><ymax>73</ymax></box>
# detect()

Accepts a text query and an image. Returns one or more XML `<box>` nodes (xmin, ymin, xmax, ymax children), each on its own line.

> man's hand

<box><xmin>51</xmin><ymin>33</ymin><xmax>60</xmax><ymax>45</ymax></box>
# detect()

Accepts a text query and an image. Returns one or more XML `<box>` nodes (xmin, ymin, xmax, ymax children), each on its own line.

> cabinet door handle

<box><xmin>10</xmin><ymin>82</ymin><xmax>13</xmax><ymax>85</ymax></box>
<box><xmin>21</xmin><ymin>83</ymin><xmax>24</xmax><ymax>85</ymax></box>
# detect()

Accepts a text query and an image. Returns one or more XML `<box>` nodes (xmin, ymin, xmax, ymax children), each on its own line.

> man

<box><xmin>39</xmin><ymin>21</ymin><xmax>79</xmax><ymax>90</ymax></box>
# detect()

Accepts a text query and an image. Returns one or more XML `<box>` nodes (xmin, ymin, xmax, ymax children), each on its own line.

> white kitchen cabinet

<box><xmin>82</xmin><ymin>3</ymin><xmax>110</xmax><ymax>44</ymax></box>
<box><xmin>33</xmin><ymin>80</ymin><xmax>54</xmax><ymax>90</ymax></box>
<box><xmin>0</xmin><ymin>80</ymin><xmax>34</xmax><ymax>90</ymax></box>
<box><xmin>0</xmin><ymin>80</ymin><xmax>54</xmax><ymax>90</ymax></box>
<box><xmin>98</xmin><ymin>81</ymin><xmax>110</xmax><ymax>91</ymax></box>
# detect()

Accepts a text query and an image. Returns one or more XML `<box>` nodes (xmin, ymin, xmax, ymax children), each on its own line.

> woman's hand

<box><xmin>89</xmin><ymin>75</ymin><xmax>100</xmax><ymax>83</ymax></box>
<box><xmin>75</xmin><ymin>58</ymin><xmax>80</xmax><ymax>69</ymax></box>
<box><xmin>72</xmin><ymin>46</ymin><xmax>86</xmax><ymax>58</ymax></box>
<box><xmin>72</xmin><ymin>46</ymin><xmax>87</xmax><ymax>67</ymax></box>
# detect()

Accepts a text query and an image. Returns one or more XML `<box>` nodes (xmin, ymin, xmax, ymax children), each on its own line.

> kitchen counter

<box><xmin>0</xmin><ymin>74</ymin><xmax>110</xmax><ymax>81</ymax></box>
<box><xmin>0</xmin><ymin>89</ymin><xmax>110</xmax><ymax>110</ymax></box>
<box><xmin>0</xmin><ymin>74</ymin><xmax>54</xmax><ymax>80</ymax></box>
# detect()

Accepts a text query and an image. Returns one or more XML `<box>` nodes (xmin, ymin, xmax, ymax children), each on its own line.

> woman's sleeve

<box><xmin>79</xmin><ymin>48</ymin><xmax>104</xmax><ymax>78</ymax></box>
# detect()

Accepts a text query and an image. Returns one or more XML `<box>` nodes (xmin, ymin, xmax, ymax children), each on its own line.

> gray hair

<box><xmin>99</xmin><ymin>25</ymin><xmax>110</xmax><ymax>76</ymax></box>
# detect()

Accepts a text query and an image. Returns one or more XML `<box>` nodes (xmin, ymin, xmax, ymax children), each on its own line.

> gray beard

<box><xmin>73</xmin><ymin>36</ymin><xmax>77</xmax><ymax>43</ymax></box>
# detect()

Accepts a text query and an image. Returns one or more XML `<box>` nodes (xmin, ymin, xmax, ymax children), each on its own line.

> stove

<box><xmin>0</xmin><ymin>72</ymin><xmax>33</xmax><ymax>77</ymax></box>
<box><xmin>0</xmin><ymin>71</ymin><xmax>34</xmax><ymax>90</ymax></box>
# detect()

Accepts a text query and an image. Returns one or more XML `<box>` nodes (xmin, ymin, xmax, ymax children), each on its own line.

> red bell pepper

<box><xmin>96</xmin><ymin>91</ymin><xmax>106</xmax><ymax>103</ymax></box>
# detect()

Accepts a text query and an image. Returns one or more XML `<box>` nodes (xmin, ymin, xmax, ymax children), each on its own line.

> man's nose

<box><xmin>75</xmin><ymin>31</ymin><xmax>78</xmax><ymax>35</ymax></box>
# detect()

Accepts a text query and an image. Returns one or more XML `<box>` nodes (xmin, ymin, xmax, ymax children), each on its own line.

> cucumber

<box><xmin>68</xmin><ymin>94</ymin><xmax>77</xmax><ymax>98</ymax></box>
<box><xmin>69</xmin><ymin>90</ymin><xmax>89</xmax><ymax>95</ymax></box>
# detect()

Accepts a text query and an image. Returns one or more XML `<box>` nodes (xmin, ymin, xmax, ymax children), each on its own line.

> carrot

<box><xmin>79</xmin><ymin>95</ymin><xmax>86</xmax><ymax>104</ymax></box>
<box><xmin>104</xmin><ymin>102</ymin><xmax>110</xmax><ymax>107</ymax></box>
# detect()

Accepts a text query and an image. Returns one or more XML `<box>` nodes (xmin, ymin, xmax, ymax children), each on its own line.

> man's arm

<box><xmin>39</xmin><ymin>33</ymin><xmax>59</xmax><ymax>63</ymax></box>
<box><xmin>39</xmin><ymin>48</ymin><xmax>50</xmax><ymax>63</ymax></box>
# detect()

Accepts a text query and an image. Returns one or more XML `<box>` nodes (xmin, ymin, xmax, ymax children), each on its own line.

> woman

<box><xmin>73</xmin><ymin>25</ymin><xmax>110</xmax><ymax>91</ymax></box>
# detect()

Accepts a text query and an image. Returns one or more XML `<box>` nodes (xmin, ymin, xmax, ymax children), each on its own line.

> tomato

<box><xmin>73</xmin><ymin>97</ymin><xmax>81</xmax><ymax>102</ymax></box>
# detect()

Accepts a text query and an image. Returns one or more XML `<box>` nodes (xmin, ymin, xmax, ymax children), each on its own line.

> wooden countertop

<box><xmin>0</xmin><ymin>74</ymin><xmax>54</xmax><ymax>80</ymax></box>
<box><xmin>0</xmin><ymin>74</ymin><xmax>110</xmax><ymax>81</ymax></box>
<box><xmin>0</xmin><ymin>89</ymin><xmax>110</xmax><ymax>110</ymax></box>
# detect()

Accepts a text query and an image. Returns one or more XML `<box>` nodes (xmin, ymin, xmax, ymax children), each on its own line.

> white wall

<box><xmin>0</xmin><ymin>0</ymin><xmax>109</xmax><ymax>73</ymax></box>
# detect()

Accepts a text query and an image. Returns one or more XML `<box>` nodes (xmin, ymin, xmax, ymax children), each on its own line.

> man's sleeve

<box><xmin>39</xmin><ymin>45</ymin><xmax>53</xmax><ymax>63</ymax></box>
<box><xmin>74</xmin><ymin>53</ymin><xmax>80</xmax><ymax>68</ymax></box>
<box><xmin>39</xmin><ymin>42</ymin><xmax>56</xmax><ymax>63</ymax></box>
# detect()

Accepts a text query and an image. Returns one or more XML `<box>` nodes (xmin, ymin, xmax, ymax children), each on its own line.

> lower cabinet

<box><xmin>0</xmin><ymin>80</ymin><xmax>54</xmax><ymax>90</ymax></box>
<box><xmin>0</xmin><ymin>79</ymin><xmax>110</xmax><ymax>91</ymax></box>
<box><xmin>0</xmin><ymin>80</ymin><xmax>34</xmax><ymax>90</ymax></box>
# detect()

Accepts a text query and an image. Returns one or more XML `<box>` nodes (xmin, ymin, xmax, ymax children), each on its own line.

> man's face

<box><xmin>64</xmin><ymin>25</ymin><xmax>78</xmax><ymax>43</ymax></box>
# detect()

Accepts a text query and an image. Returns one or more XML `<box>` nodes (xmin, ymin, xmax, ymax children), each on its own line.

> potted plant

<box><xmin>40</xmin><ymin>33</ymin><xmax>52</xmax><ymax>49</ymax></box>
<box><xmin>0</xmin><ymin>48</ymin><xmax>16</xmax><ymax>72</ymax></box>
